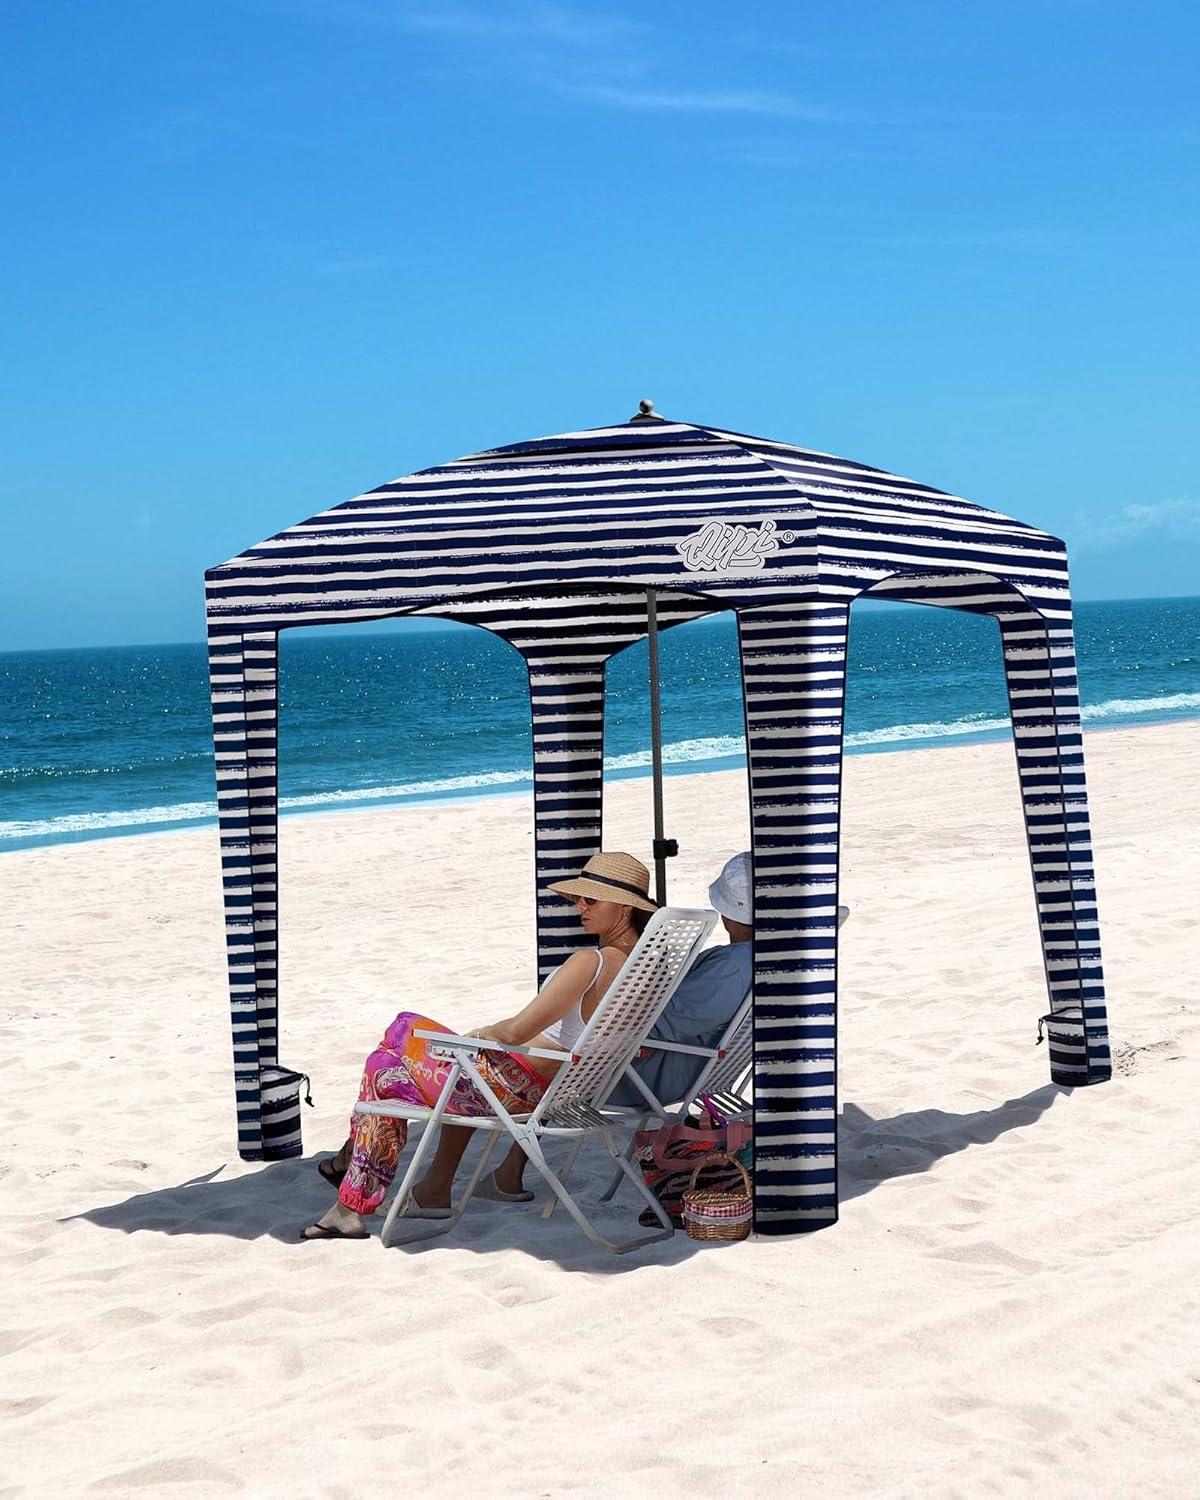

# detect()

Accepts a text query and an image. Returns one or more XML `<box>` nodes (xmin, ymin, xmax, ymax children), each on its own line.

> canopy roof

<box><xmin>206</xmin><ymin>417</ymin><xmax>1068</xmax><ymax>636</ymax></box>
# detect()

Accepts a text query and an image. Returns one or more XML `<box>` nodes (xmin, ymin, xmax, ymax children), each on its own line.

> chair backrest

<box><xmin>690</xmin><ymin>989</ymin><xmax>754</xmax><ymax>1109</ymax></box>
<box><xmin>532</xmin><ymin>906</ymin><xmax>716</xmax><ymax>1126</ymax></box>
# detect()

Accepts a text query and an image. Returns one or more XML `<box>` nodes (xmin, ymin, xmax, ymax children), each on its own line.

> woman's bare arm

<box><xmin>474</xmin><ymin>950</ymin><xmax>599</xmax><ymax>1048</ymax></box>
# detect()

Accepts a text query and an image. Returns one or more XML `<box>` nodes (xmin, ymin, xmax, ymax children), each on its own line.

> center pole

<box><xmin>645</xmin><ymin>589</ymin><xmax>675</xmax><ymax>905</ymax></box>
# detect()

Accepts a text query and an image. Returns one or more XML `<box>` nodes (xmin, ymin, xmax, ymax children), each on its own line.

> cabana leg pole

<box><xmin>645</xmin><ymin>590</ymin><xmax>674</xmax><ymax>906</ymax></box>
<box><xmin>1000</xmin><ymin>611</ymin><xmax>1111</xmax><ymax>1084</ymax></box>
<box><xmin>738</xmin><ymin>599</ymin><xmax>849</xmax><ymax>1234</ymax></box>
<box><xmin>209</xmin><ymin>628</ymin><xmax>283</xmax><ymax>1159</ymax></box>
<box><xmin>527</xmin><ymin>657</ymin><xmax>608</xmax><ymax>983</ymax></box>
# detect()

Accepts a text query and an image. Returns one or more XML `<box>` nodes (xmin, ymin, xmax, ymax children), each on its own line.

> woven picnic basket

<box><xmin>680</xmin><ymin>1151</ymin><xmax>753</xmax><ymax>1242</ymax></box>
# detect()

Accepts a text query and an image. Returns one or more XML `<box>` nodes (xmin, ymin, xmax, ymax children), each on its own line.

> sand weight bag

<box><xmin>258</xmin><ymin>1065</ymin><xmax>313</xmax><ymax>1158</ymax></box>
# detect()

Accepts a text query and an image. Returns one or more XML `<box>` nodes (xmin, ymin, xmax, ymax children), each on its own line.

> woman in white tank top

<box><xmin>304</xmin><ymin>852</ymin><xmax>658</xmax><ymax>1242</ymax></box>
<box><xmin>540</xmin><ymin>948</ymin><xmax>606</xmax><ymax>1051</ymax></box>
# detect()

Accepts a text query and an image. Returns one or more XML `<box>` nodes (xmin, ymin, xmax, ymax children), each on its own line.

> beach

<box><xmin>2</xmin><ymin>720</ymin><xmax>1196</xmax><ymax>1497</ymax></box>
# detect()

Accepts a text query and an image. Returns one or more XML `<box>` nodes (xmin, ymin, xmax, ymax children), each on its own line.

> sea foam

<box><xmin>3</xmin><ymin>691</ymin><xmax>1198</xmax><ymax>845</ymax></box>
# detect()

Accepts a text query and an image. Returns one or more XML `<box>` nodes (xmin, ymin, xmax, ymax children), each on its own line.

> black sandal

<box><xmin>318</xmin><ymin>1157</ymin><xmax>347</xmax><ymax>1189</ymax></box>
<box><xmin>300</xmin><ymin>1222</ymin><xmax>368</xmax><ymax>1241</ymax></box>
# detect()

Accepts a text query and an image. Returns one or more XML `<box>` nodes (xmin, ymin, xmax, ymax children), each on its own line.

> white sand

<box><xmin>1</xmin><ymin>722</ymin><xmax>1197</xmax><ymax>1497</ymax></box>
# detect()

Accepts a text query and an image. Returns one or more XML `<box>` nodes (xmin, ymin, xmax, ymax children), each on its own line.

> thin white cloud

<box><xmin>248</xmin><ymin>0</ymin><xmax>639</xmax><ymax>45</ymax></box>
<box><xmin>1069</xmin><ymin>498</ymin><xmax>1200</xmax><ymax>550</ymax></box>
<box><xmin>404</xmin><ymin>4</ymin><xmax>639</xmax><ymax>47</ymax></box>
<box><xmin>315</xmin><ymin>253</ymin><xmax>399</xmax><ymax>276</ymax></box>
<box><xmin>260</xmin><ymin>1</ymin><xmax>853</xmax><ymax>123</ymax></box>
<box><xmin>581</xmin><ymin>84</ymin><xmax>842</xmax><ymax>120</ymax></box>
<box><xmin>730</xmin><ymin>30</ymin><xmax>832</xmax><ymax>62</ymax></box>
<box><xmin>859</xmin><ymin>227</ymin><xmax>1056</xmax><ymax>250</ymax></box>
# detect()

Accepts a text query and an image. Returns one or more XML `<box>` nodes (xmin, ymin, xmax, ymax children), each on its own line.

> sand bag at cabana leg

<box><xmin>258</xmin><ymin>1066</ymin><xmax>313</xmax><ymax>1159</ymax></box>
<box><xmin>1037</xmin><ymin>1009</ymin><xmax>1090</xmax><ymax>1086</ymax></box>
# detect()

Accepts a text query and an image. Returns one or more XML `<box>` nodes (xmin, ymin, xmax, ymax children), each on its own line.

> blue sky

<box><xmin>3</xmin><ymin>0</ymin><xmax>1197</xmax><ymax>650</ymax></box>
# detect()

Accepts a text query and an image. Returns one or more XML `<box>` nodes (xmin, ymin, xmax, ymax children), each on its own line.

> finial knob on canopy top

<box><xmin>629</xmin><ymin>398</ymin><xmax>663</xmax><ymax>423</ymax></box>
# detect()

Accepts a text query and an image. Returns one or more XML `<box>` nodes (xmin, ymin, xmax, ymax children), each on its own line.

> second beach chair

<box><xmin>600</xmin><ymin>904</ymin><xmax>852</xmax><ymax>1202</ymax></box>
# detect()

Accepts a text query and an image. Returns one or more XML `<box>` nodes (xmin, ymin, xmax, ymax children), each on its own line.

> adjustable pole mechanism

<box><xmin>645</xmin><ymin>589</ymin><xmax>678</xmax><ymax>905</ymax></box>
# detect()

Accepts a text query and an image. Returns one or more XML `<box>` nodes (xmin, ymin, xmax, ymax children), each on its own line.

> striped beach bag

<box><xmin>634</xmin><ymin>1096</ymin><xmax>752</xmax><ymax>1227</ymax></box>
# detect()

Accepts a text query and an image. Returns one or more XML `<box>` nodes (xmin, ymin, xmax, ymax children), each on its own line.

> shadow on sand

<box><xmin>69</xmin><ymin>1083</ymin><xmax>1065</xmax><ymax>1271</ymax></box>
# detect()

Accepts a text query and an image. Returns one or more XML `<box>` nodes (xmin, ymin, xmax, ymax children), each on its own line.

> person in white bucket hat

<box><xmin>606</xmin><ymin>853</ymin><xmax>849</xmax><ymax>1113</ymax></box>
<box><xmin>709</xmin><ymin>850</ymin><xmax>848</xmax><ymax>937</ymax></box>
<box><xmin>708</xmin><ymin>850</ymin><xmax>753</xmax><ymax>928</ymax></box>
<box><xmin>606</xmin><ymin>851</ymin><xmax>755</xmax><ymax>1110</ymax></box>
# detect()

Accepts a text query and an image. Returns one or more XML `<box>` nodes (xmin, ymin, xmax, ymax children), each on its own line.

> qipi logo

<box><xmin>675</xmin><ymin>518</ymin><xmax>795</xmax><ymax>573</ymax></box>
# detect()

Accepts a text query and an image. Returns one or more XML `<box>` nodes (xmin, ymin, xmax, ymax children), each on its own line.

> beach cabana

<box><xmin>205</xmin><ymin>406</ymin><xmax>1112</xmax><ymax>1235</ymax></box>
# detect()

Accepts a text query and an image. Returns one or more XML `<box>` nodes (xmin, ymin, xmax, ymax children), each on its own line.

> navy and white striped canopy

<box><xmin>206</xmin><ymin>418</ymin><xmax>1067</xmax><ymax>630</ymax></box>
<box><xmin>207</xmin><ymin>413</ymin><xmax>1111</xmax><ymax>1235</ymax></box>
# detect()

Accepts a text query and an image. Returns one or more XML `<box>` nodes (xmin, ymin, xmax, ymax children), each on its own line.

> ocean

<box><xmin>2</xmin><ymin>596</ymin><xmax>1197</xmax><ymax>853</ymax></box>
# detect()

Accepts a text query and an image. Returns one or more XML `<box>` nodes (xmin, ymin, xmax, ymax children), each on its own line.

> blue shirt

<box><xmin>607</xmin><ymin>941</ymin><xmax>752</xmax><ymax>1108</ymax></box>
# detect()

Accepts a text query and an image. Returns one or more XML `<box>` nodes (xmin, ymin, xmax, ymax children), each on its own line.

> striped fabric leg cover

<box><xmin>209</xmin><ymin>628</ymin><xmax>281</xmax><ymax>1159</ymax></box>
<box><xmin>739</xmin><ymin>599</ymin><xmax>848</xmax><ymax>1231</ymax></box>
<box><xmin>1000</xmin><ymin>611</ymin><xmax>1111</xmax><ymax>1083</ymax></box>
<box><xmin>529</xmin><ymin>659</ymin><xmax>607</xmax><ymax>983</ymax></box>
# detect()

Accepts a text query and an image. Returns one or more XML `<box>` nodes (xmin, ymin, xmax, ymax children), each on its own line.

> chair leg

<box><xmin>522</xmin><ymin>1132</ymin><xmax>674</xmax><ymax>1255</ymax></box>
<box><xmin>456</xmin><ymin>1132</ymin><xmax>501</xmax><ymax>1215</ymax></box>
<box><xmin>600</xmin><ymin>1127</ymin><xmax>675</xmax><ymax>1240</ymax></box>
<box><xmin>599</xmin><ymin>1112</ymin><xmax>651</xmax><ymax>1202</ymax></box>
<box><xmin>379</xmin><ymin>1119</ymin><xmax>445</xmax><ymax>1247</ymax></box>
<box><xmin>542</xmin><ymin>1136</ymin><xmax>585</xmax><ymax>1220</ymax></box>
<box><xmin>381</xmin><ymin>1130</ymin><xmax>502</xmax><ymax>1248</ymax></box>
<box><xmin>378</xmin><ymin>1064</ymin><xmax>463</xmax><ymax>1248</ymax></box>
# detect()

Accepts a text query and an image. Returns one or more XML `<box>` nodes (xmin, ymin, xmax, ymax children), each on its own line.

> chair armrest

<box><xmin>639</xmin><ymin>1038</ymin><xmax>717</xmax><ymax>1059</ymax></box>
<box><xmin>412</xmin><ymin>1028</ymin><xmax>571</xmax><ymax>1064</ymax></box>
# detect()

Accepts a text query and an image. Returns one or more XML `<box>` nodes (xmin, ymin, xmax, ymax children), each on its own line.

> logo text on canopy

<box><xmin>676</xmin><ymin>519</ymin><xmax>794</xmax><ymax>573</ymax></box>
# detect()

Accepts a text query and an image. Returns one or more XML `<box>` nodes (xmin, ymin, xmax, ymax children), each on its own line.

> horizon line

<box><xmin>3</xmin><ymin>591</ymin><xmax>1197</xmax><ymax>658</ymax></box>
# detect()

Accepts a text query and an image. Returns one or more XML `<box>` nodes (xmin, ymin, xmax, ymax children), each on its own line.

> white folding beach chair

<box><xmin>355</xmin><ymin>906</ymin><xmax>716</xmax><ymax>1255</ymax></box>
<box><xmin>600</xmin><ymin>904</ymin><xmax>851</xmax><ymax>1201</ymax></box>
<box><xmin>597</xmin><ymin>988</ymin><xmax>753</xmax><ymax>1203</ymax></box>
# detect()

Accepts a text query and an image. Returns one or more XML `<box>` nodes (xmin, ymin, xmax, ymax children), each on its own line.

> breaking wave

<box><xmin>4</xmin><ymin>692</ymin><xmax>1197</xmax><ymax>846</ymax></box>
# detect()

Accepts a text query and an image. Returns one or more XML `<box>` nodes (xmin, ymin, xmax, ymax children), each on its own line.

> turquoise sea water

<box><xmin>2</xmin><ymin>596</ymin><xmax>1197</xmax><ymax>852</ymax></box>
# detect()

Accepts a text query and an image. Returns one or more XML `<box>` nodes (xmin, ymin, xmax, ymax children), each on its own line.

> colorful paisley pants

<box><xmin>338</xmin><ymin>1011</ymin><xmax>547</xmax><ymax>1214</ymax></box>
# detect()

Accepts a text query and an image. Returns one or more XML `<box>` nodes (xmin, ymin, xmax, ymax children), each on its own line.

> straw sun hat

<box><xmin>549</xmin><ymin>852</ymin><xmax>658</xmax><ymax>913</ymax></box>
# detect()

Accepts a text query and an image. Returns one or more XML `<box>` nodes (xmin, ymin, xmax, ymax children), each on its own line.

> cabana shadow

<box><xmin>837</xmin><ymin>1084</ymin><xmax>1062</xmax><ymax>1202</ymax></box>
<box><xmin>70</xmin><ymin>1084</ymin><xmax>1063</xmax><ymax>1265</ymax></box>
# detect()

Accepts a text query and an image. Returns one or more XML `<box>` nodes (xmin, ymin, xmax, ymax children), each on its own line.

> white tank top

<box><xmin>542</xmin><ymin>950</ymin><xmax>606</xmax><ymax>1051</ymax></box>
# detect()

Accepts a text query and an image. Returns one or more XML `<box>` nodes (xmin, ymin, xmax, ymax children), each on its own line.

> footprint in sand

<box><xmin>698</xmin><ymin>1315</ymin><xmax>757</xmax><ymax>1337</ymax></box>
<box><xmin>99</xmin><ymin>1306</ymin><xmax>158</xmax><ymax>1331</ymax></box>
<box><xmin>0</xmin><ymin>1394</ymin><xmax>53</xmax><ymax>1419</ymax></box>
<box><xmin>88</xmin><ymin>1457</ymin><xmax>242</xmax><ymax>1491</ymax></box>
<box><xmin>60</xmin><ymin>1264</ymin><xmax>129</xmax><ymax>1285</ymax></box>
<box><xmin>491</xmin><ymin>1286</ymin><xmax>551</xmax><ymax>1310</ymax></box>
<box><xmin>934</xmin><ymin>1392</ymin><xmax>1070</xmax><ymax>1444</ymax></box>
<box><xmin>176</xmin><ymin>1298</ymin><xmax>263</xmax><ymax>1329</ymax></box>
<box><xmin>928</xmin><ymin>1239</ymin><xmax>1045</xmax><ymax>1273</ymax></box>
<box><xmin>464</xmin><ymin>1339</ymin><xmax>513</xmax><ymax>1372</ymax></box>
<box><xmin>1113</xmin><ymin>1039</ymin><xmax>1179</xmax><ymax>1075</ymax></box>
